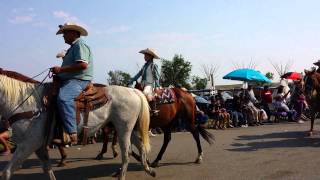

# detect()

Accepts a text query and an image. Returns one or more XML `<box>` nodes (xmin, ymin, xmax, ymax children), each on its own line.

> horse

<box><xmin>97</xmin><ymin>82</ymin><xmax>215</xmax><ymax>167</ymax></box>
<box><xmin>304</xmin><ymin>69</ymin><xmax>320</xmax><ymax>136</ymax></box>
<box><xmin>0</xmin><ymin>68</ymin><xmax>155</xmax><ymax>180</ymax></box>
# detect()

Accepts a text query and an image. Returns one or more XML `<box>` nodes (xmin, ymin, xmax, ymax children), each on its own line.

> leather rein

<box><xmin>1</xmin><ymin>69</ymin><xmax>51</xmax><ymax>126</ymax></box>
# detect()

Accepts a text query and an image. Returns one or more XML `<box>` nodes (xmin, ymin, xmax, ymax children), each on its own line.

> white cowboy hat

<box><xmin>139</xmin><ymin>48</ymin><xmax>160</xmax><ymax>59</ymax></box>
<box><xmin>56</xmin><ymin>22</ymin><xmax>88</xmax><ymax>36</ymax></box>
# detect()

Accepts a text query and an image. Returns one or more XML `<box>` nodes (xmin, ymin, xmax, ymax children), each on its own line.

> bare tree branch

<box><xmin>269</xmin><ymin>59</ymin><xmax>293</xmax><ymax>77</ymax></box>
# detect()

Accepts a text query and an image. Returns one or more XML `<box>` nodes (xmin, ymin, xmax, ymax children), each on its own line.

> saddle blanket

<box><xmin>156</xmin><ymin>88</ymin><xmax>176</xmax><ymax>104</ymax></box>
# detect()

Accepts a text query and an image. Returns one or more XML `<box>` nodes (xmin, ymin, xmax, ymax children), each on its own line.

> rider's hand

<box><xmin>51</xmin><ymin>66</ymin><xmax>62</xmax><ymax>74</ymax></box>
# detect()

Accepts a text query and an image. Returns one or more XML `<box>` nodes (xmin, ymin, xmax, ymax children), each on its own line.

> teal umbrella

<box><xmin>223</xmin><ymin>68</ymin><xmax>271</xmax><ymax>83</ymax></box>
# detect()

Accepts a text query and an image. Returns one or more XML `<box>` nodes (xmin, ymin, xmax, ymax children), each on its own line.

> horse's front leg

<box><xmin>96</xmin><ymin>127</ymin><xmax>111</xmax><ymax>160</ymax></box>
<box><xmin>2</xmin><ymin>142</ymin><xmax>39</xmax><ymax>180</ymax></box>
<box><xmin>151</xmin><ymin>128</ymin><xmax>171</xmax><ymax>168</ymax></box>
<box><xmin>35</xmin><ymin>147</ymin><xmax>56</xmax><ymax>180</ymax></box>
<box><xmin>112</xmin><ymin>130</ymin><xmax>119</xmax><ymax>158</ymax></box>
<box><xmin>309</xmin><ymin>111</ymin><xmax>316</xmax><ymax>136</ymax></box>
<box><xmin>57</xmin><ymin>144</ymin><xmax>67</xmax><ymax>167</ymax></box>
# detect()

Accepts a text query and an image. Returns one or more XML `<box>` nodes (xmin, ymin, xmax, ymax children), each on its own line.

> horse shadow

<box><xmin>2</xmin><ymin>161</ymin><xmax>145</xmax><ymax>180</ymax></box>
<box><xmin>228</xmin><ymin>131</ymin><xmax>320</xmax><ymax>152</ymax></box>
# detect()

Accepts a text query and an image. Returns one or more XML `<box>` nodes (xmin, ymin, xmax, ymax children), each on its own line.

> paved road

<box><xmin>1</xmin><ymin>121</ymin><xmax>320</xmax><ymax>180</ymax></box>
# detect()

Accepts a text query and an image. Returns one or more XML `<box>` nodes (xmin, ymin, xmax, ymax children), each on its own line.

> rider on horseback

<box><xmin>129</xmin><ymin>48</ymin><xmax>160</xmax><ymax>116</ymax></box>
<box><xmin>313</xmin><ymin>60</ymin><xmax>320</xmax><ymax>73</ymax></box>
<box><xmin>51</xmin><ymin>22</ymin><xmax>93</xmax><ymax>145</ymax></box>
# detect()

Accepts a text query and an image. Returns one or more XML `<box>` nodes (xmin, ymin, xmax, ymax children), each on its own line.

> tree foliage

<box><xmin>160</xmin><ymin>54</ymin><xmax>192</xmax><ymax>89</ymax></box>
<box><xmin>191</xmin><ymin>76</ymin><xmax>207</xmax><ymax>90</ymax></box>
<box><xmin>265</xmin><ymin>72</ymin><xmax>274</xmax><ymax>80</ymax></box>
<box><xmin>107</xmin><ymin>70</ymin><xmax>131</xmax><ymax>86</ymax></box>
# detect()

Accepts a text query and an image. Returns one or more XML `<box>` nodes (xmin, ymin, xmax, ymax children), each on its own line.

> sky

<box><xmin>1</xmin><ymin>0</ymin><xmax>320</xmax><ymax>85</ymax></box>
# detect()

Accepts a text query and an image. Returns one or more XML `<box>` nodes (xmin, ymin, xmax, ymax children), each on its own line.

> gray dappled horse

<box><xmin>0</xmin><ymin>70</ymin><xmax>155</xmax><ymax>180</ymax></box>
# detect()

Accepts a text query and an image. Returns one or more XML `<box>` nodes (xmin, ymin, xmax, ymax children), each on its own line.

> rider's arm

<box><xmin>52</xmin><ymin>61</ymin><xmax>87</xmax><ymax>74</ymax></box>
<box><xmin>153</xmin><ymin>64</ymin><xmax>160</xmax><ymax>88</ymax></box>
<box><xmin>129</xmin><ymin>68</ymin><xmax>143</xmax><ymax>84</ymax></box>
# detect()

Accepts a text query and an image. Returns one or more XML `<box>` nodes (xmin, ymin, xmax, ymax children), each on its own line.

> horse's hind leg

<box><xmin>115</xmin><ymin>130</ymin><xmax>131</xmax><ymax>180</ymax></box>
<box><xmin>131</xmin><ymin>132</ymin><xmax>155</xmax><ymax>177</ymax></box>
<box><xmin>151</xmin><ymin>128</ymin><xmax>171</xmax><ymax>168</ymax></box>
<box><xmin>35</xmin><ymin>147</ymin><xmax>56</xmax><ymax>180</ymax></box>
<box><xmin>189</xmin><ymin>126</ymin><xmax>203</xmax><ymax>164</ymax></box>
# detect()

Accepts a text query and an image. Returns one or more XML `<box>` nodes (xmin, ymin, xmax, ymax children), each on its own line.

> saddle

<box><xmin>155</xmin><ymin>88</ymin><xmax>176</xmax><ymax>104</ymax></box>
<box><xmin>75</xmin><ymin>83</ymin><xmax>109</xmax><ymax>144</ymax></box>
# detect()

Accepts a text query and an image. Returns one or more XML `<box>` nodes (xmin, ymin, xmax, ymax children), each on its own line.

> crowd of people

<box><xmin>195</xmin><ymin>79</ymin><xmax>309</xmax><ymax>129</ymax></box>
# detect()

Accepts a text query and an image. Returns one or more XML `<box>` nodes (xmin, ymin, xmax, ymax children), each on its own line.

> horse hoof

<box><xmin>95</xmin><ymin>154</ymin><xmax>103</xmax><ymax>160</ymax></box>
<box><xmin>58</xmin><ymin>162</ymin><xmax>67</xmax><ymax>167</ymax></box>
<box><xmin>308</xmin><ymin>131</ymin><xmax>314</xmax><ymax>136</ymax></box>
<box><xmin>113</xmin><ymin>151</ymin><xmax>119</xmax><ymax>158</ymax></box>
<box><xmin>149</xmin><ymin>169</ymin><xmax>156</xmax><ymax>177</ymax></box>
<box><xmin>150</xmin><ymin>161</ymin><xmax>159</xmax><ymax>168</ymax></box>
<box><xmin>111</xmin><ymin>170</ymin><xmax>120</xmax><ymax>177</ymax></box>
<box><xmin>195</xmin><ymin>158</ymin><xmax>202</xmax><ymax>164</ymax></box>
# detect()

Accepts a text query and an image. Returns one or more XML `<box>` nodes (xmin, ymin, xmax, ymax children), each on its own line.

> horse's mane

<box><xmin>0</xmin><ymin>68</ymin><xmax>39</xmax><ymax>84</ymax></box>
<box><xmin>0</xmin><ymin>69</ymin><xmax>40</xmax><ymax>106</ymax></box>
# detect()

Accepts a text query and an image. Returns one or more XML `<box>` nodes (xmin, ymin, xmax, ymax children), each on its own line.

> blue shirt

<box><xmin>58</xmin><ymin>38</ymin><xmax>93</xmax><ymax>81</ymax></box>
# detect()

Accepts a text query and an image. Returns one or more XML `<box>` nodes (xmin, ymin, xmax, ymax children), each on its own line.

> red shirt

<box><xmin>261</xmin><ymin>90</ymin><xmax>273</xmax><ymax>103</ymax></box>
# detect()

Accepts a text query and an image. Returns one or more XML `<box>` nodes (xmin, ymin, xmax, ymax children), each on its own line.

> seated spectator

<box><xmin>290</xmin><ymin>80</ymin><xmax>308</xmax><ymax>123</ymax></box>
<box><xmin>0</xmin><ymin>119</ymin><xmax>11</xmax><ymax>156</ymax></box>
<box><xmin>196</xmin><ymin>105</ymin><xmax>209</xmax><ymax>125</ymax></box>
<box><xmin>273</xmin><ymin>94</ymin><xmax>297</xmax><ymax>122</ymax></box>
<box><xmin>261</xmin><ymin>85</ymin><xmax>273</xmax><ymax>121</ymax></box>
<box><xmin>212</xmin><ymin>94</ymin><xmax>233</xmax><ymax>129</ymax></box>
<box><xmin>243</xmin><ymin>88</ymin><xmax>261</xmax><ymax>125</ymax></box>
<box><xmin>231</xmin><ymin>95</ymin><xmax>246</xmax><ymax>127</ymax></box>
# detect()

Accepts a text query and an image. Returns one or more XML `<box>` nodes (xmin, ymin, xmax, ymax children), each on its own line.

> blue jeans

<box><xmin>232</xmin><ymin>111</ymin><xmax>245</xmax><ymax>126</ymax></box>
<box><xmin>57</xmin><ymin>79</ymin><xmax>90</xmax><ymax>133</ymax></box>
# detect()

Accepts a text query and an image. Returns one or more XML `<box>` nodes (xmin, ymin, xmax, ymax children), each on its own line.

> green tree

<box><xmin>265</xmin><ymin>72</ymin><xmax>274</xmax><ymax>80</ymax></box>
<box><xmin>191</xmin><ymin>76</ymin><xmax>207</xmax><ymax>90</ymax></box>
<box><xmin>107</xmin><ymin>70</ymin><xmax>131</xmax><ymax>86</ymax></box>
<box><xmin>160</xmin><ymin>54</ymin><xmax>192</xmax><ymax>89</ymax></box>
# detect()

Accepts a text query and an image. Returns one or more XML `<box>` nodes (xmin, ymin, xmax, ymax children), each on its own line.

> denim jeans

<box><xmin>232</xmin><ymin>111</ymin><xmax>245</xmax><ymax>126</ymax></box>
<box><xmin>57</xmin><ymin>79</ymin><xmax>90</xmax><ymax>133</ymax></box>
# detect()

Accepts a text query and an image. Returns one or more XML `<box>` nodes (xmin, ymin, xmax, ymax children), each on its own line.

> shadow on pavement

<box><xmin>3</xmin><ymin>162</ymin><xmax>146</xmax><ymax>180</ymax></box>
<box><xmin>228</xmin><ymin>131</ymin><xmax>320</xmax><ymax>152</ymax></box>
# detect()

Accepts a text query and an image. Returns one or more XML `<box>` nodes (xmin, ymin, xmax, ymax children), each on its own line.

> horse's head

<box><xmin>304</xmin><ymin>69</ymin><xmax>320</xmax><ymax>102</ymax></box>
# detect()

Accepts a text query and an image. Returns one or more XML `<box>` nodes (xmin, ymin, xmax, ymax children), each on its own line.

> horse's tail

<box><xmin>197</xmin><ymin>125</ymin><xmax>215</xmax><ymax>145</ymax></box>
<box><xmin>134</xmin><ymin>89</ymin><xmax>151</xmax><ymax>153</ymax></box>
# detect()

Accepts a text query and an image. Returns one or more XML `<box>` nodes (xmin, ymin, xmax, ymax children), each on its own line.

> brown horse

<box><xmin>304</xmin><ymin>69</ymin><xmax>320</xmax><ymax>136</ymax></box>
<box><xmin>97</xmin><ymin>83</ymin><xmax>214</xmax><ymax>167</ymax></box>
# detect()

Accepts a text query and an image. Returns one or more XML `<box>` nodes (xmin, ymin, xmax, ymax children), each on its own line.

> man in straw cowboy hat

<box><xmin>129</xmin><ymin>48</ymin><xmax>161</xmax><ymax>115</ymax></box>
<box><xmin>51</xmin><ymin>22</ymin><xmax>93</xmax><ymax>144</ymax></box>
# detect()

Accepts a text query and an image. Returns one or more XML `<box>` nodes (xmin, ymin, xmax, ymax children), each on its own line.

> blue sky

<box><xmin>1</xmin><ymin>0</ymin><xmax>320</xmax><ymax>84</ymax></box>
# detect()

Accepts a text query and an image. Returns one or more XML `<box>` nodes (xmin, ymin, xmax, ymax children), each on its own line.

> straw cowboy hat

<box><xmin>313</xmin><ymin>59</ymin><xmax>320</xmax><ymax>66</ymax></box>
<box><xmin>56</xmin><ymin>22</ymin><xmax>88</xmax><ymax>36</ymax></box>
<box><xmin>139</xmin><ymin>48</ymin><xmax>160</xmax><ymax>59</ymax></box>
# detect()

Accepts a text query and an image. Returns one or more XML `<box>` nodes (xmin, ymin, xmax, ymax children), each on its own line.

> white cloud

<box><xmin>53</xmin><ymin>10</ymin><xmax>78</xmax><ymax>22</ymax></box>
<box><xmin>9</xmin><ymin>15</ymin><xmax>34</xmax><ymax>24</ymax></box>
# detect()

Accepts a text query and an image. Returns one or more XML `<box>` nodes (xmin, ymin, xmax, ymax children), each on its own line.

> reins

<box><xmin>0</xmin><ymin>68</ymin><xmax>52</xmax><ymax>125</ymax></box>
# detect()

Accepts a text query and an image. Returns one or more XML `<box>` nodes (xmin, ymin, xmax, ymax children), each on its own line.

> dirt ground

<box><xmin>2</xmin><ymin>121</ymin><xmax>320</xmax><ymax>180</ymax></box>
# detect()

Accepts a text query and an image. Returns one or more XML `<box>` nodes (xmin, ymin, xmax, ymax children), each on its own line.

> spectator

<box><xmin>261</xmin><ymin>85</ymin><xmax>273</xmax><ymax>121</ymax></box>
<box><xmin>231</xmin><ymin>95</ymin><xmax>246</xmax><ymax>127</ymax></box>
<box><xmin>196</xmin><ymin>105</ymin><xmax>209</xmax><ymax>125</ymax></box>
<box><xmin>290</xmin><ymin>80</ymin><xmax>307</xmax><ymax>123</ymax></box>
<box><xmin>0</xmin><ymin>119</ymin><xmax>11</xmax><ymax>156</ymax></box>
<box><xmin>273</xmin><ymin>91</ymin><xmax>297</xmax><ymax>122</ymax></box>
